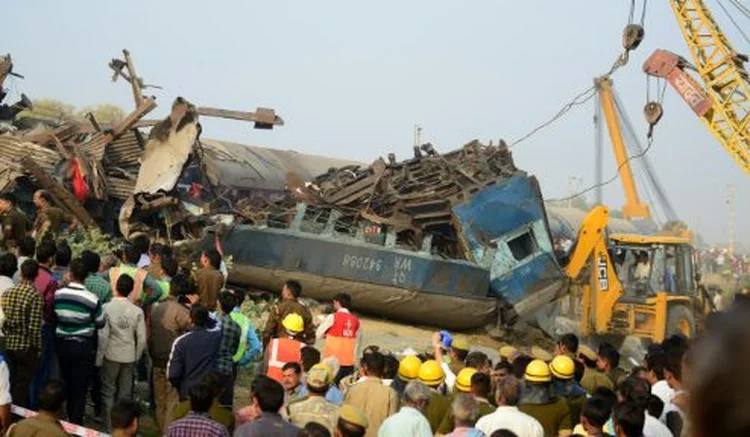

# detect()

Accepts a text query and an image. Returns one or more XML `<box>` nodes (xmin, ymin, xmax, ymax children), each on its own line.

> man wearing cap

<box><xmin>578</xmin><ymin>345</ymin><xmax>614</xmax><ymax>395</ymax></box>
<box><xmin>335</xmin><ymin>404</ymin><xmax>368</xmax><ymax>437</ymax></box>
<box><xmin>317</xmin><ymin>293</ymin><xmax>362</xmax><ymax>385</ymax></box>
<box><xmin>344</xmin><ymin>351</ymin><xmax>398</xmax><ymax>437</ymax></box>
<box><xmin>417</xmin><ymin>359</ymin><xmax>452</xmax><ymax>432</ymax></box>
<box><xmin>379</xmin><ymin>381</ymin><xmax>433</xmax><ymax>437</ymax></box>
<box><xmin>550</xmin><ymin>355</ymin><xmax>587</xmax><ymax>426</ymax></box>
<box><xmin>288</xmin><ymin>364</ymin><xmax>340</xmax><ymax>434</ymax></box>
<box><xmin>431</xmin><ymin>332</ymin><xmax>469</xmax><ymax>392</ymax></box>
<box><xmin>264</xmin><ymin>313</ymin><xmax>306</xmax><ymax>383</ymax></box>
<box><xmin>518</xmin><ymin>359</ymin><xmax>573</xmax><ymax>437</ymax></box>
<box><xmin>437</xmin><ymin>370</ymin><xmax>496</xmax><ymax>434</ymax></box>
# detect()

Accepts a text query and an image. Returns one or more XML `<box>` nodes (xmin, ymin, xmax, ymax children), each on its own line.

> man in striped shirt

<box><xmin>53</xmin><ymin>258</ymin><xmax>106</xmax><ymax>425</ymax></box>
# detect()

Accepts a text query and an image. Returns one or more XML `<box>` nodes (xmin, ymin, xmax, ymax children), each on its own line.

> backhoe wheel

<box><xmin>666</xmin><ymin>305</ymin><xmax>696</xmax><ymax>338</ymax></box>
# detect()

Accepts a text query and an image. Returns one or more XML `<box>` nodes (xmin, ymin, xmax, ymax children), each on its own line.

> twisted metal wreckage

<box><xmin>1</xmin><ymin>50</ymin><xmax>569</xmax><ymax>330</ymax></box>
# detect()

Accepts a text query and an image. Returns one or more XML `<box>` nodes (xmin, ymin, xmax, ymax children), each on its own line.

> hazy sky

<box><xmin>5</xmin><ymin>1</ymin><xmax>750</xmax><ymax>245</ymax></box>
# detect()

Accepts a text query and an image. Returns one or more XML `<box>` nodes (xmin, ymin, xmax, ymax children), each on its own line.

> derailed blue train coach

<box><xmin>214</xmin><ymin>172</ymin><xmax>566</xmax><ymax>330</ymax></box>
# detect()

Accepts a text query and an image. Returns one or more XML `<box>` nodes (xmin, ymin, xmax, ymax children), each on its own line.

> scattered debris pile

<box><xmin>235</xmin><ymin>140</ymin><xmax>519</xmax><ymax>259</ymax></box>
<box><xmin>0</xmin><ymin>50</ymin><xmax>316</xmax><ymax>236</ymax></box>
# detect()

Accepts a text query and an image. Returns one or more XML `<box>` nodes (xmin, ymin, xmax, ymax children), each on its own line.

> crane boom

<box><xmin>645</xmin><ymin>0</ymin><xmax>750</xmax><ymax>174</ymax></box>
<box><xmin>596</xmin><ymin>77</ymin><xmax>652</xmax><ymax>220</ymax></box>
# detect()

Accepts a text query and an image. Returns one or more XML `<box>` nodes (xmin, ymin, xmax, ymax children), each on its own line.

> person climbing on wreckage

<box><xmin>32</xmin><ymin>190</ymin><xmax>77</xmax><ymax>241</ymax></box>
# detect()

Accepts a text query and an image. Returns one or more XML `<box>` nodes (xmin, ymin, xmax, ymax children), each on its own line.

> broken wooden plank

<box><xmin>197</xmin><ymin>106</ymin><xmax>284</xmax><ymax>127</ymax></box>
<box><xmin>21</xmin><ymin>156</ymin><xmax>97</xmax><ymax>228</ymax></box>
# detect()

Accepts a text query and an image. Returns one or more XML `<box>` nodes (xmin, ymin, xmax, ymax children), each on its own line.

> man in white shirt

<box><xmin>617</xmin><ymin>376</ymin><xmax>672</xmax><ymax>437</ymax></box>
<box><xmin>0</xmin><ymin>351</ymin><xmax>12</xmax><ymax>434</ymax></box>
<box><xmin>431</xmin><ymin>332</ymin><xmax>469</xmax><ymax>391</ymax></box>
<box><xmin>476</xmin><ymin>375</ymin><xmax>544</xmax><ymax>437</ymax></box>
<box><xmin>644</xmin><ymin>347</ymin><xmax>674</xmax><ymax>421</ymax></box>
<box><xmin>378</xmin><ymin>380</ymin><xmax>432</xmax><ymax>437</ymax></box>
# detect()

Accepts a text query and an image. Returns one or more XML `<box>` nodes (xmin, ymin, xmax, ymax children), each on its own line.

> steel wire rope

<box><xmin>716</xmin><ymin>0</ymin><xmax>750</xmax><ymax>46</ymax></box>
<box><xmin>548</xmin><ymin>135</ymin><xmax>655</xmax><ymax>203</ymax></box>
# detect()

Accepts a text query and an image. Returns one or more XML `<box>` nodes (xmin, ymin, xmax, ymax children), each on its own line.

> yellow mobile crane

<box><xmin>643</xmin><ymin>0</ymin><xmax>750</xmax><ymax>174</ymax></box>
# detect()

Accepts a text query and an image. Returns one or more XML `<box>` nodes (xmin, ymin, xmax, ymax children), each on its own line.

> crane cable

<box><xmin>716</xmin><ymin>0</ymin><xmax>750</xmax><ymax>47</ymax></box>
<box><xmin>511</xmin><ymin>1</ymin><xmax>648</xmax><ymax>149</ymax></box>
<box><xmin>727</xmin><ymin>0</ymin><xmax>750</xmax><ymax>22</ymax></box>
<box><xmin>548</xmin><ymin>134</ymin><xmax>656</xmax><ymax>203</ymax></box>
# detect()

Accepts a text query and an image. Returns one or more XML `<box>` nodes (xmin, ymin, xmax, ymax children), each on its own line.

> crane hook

<box><xmin>644</xmin><ymin>101</ymin><xmax>663</xmax><ymax>138</ymax></box>
<box><xmin>623</xmin><ymin>24</ymin><xmax>645</xmax><ymax>51</ymax></box>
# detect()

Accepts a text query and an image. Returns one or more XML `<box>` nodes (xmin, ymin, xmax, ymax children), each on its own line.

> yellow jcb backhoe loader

<box><xmin>564</xmin><ymin>206</ymin><xmax>712</xmax><ymax>342</ymax></box>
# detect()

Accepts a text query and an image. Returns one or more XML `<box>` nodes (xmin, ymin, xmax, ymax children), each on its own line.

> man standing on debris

<box><xmin>0</xmin><ymin>194</ymin><xmax>29</xmax><ymax>250</ymax></box>
<box><xmin>195</xmin><ymin>248</ymin><xmax>224</xmax><ymax>310</ymax></box>
<box><xmin>32</xmin><ymin>190</ymin><xmax>76</xmax><ymax>240</ymax></box>
<box><xmin>317</xmin><ymin>293</ymin><xmax>361</xmax><ymax>384</ymax></box>
<box><xmin>263</xmin><ymin>280</ymin><xmax>315</xmax><ymax>346</ymax></box>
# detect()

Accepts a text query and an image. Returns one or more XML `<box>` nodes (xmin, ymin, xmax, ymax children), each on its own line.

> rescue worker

<box><xmin>578</xmin><ymin>345</ymin><xmax>614</xmax><ymax>395</ymax></box>
<box><xmin>343</xmin><ymin>351</ymin><xmax>398</xmax><ymax>437</ymax></box>
<box><xmin>32</xmin><ymin>190</ymin><xmax>76</xmax><ymax>240</ymax></box>
<box><xmin>334</xmin><ymin>404</ymin><xmax>368</xmax><ymax>437</ymax></box>
<box><xmin>555</xmin><ymin>334</ymin><xmax>579</xmax><ymax>359</ymax></box>
<box><xmin>264</xmin><ymin>313</ymin><xmax>306</xmax><ymax>383</ymax></box>
<box><xmin>263</xmin><ymin>280</ymin><xmax>315</xmax><ymax>346</ymax></box>
<box><xmin>0</xmin><ymin>193</ymin><xmax>29</xmax><ymax>250</ymax></box>
<box><xmin>437</xmin><ymin>368</ymin><xmax>495</xmax><ymax>434</ymax></box>
<box><xmin>597</xmin><ymin>343</ymin><xmax>626</xmax><ymax>387</ymax></box>
<box><xmin>229</xmin><ymin>289</ymin><xmax>261</xmax><ymax>370</ymax></box>
<box><xmin>418</xmin><ymin>359</ymin><xmax>452</xmax><ymax>433</ymax></box>
<box><xmin>518</xmin><ymin>359</ymin><xmax>573</xmax><ymax>437</ymax></box>
<box><xmin>550</xmin><ymin>355</ymin><xmax>586</xmax><ymax>427</ymax></box>
<box><xmin>317</xmin><ymin>293</ymin><xmax>361</xmax><ymax>385</ymax></box>
<box><xmin>392</xmin><ymin>355</ymin><xmax>422</xmax><ymax>397</ymax></box>
<box><xmin>431</xmin><ymin>331</ymin><xmax>470</xmax><ymax>391</ymax></box>
<box><xmin>104</xmin><ymin>244</ymin><xmax>161</xmax><ymax>306</ymax></box>
<box><xmin>288</xmin><ymin>364</ymin><xmax>340</xmax><ymax>434</ymax></box>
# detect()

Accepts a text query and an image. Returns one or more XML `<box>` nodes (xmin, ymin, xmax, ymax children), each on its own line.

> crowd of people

<box><xmin>0</xmin><ymin>189</ymin><xmax>747</xmax><ymax>437</ymax></box>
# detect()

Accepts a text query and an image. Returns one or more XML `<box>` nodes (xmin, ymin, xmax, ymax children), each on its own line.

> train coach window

<box><xmin>508</xmin><ymin>230</ymin><xmax>537</xmax><ymax>262</ymax></box>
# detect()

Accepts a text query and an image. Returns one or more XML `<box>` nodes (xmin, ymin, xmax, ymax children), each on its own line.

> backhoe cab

<box><xmin>565</xmin><ymin>206</ymin><xmax>711</xmax><ymax>343</ymax></box>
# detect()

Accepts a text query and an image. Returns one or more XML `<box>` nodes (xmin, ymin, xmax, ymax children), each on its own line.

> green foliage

<box><xmin>18</xmin><ymin>98</ymin><xmax>75</xmax><ymax>121</ymax></box>
<box><xmin>240</xmin><ymin>295</ymin><xmax>276</xmax><ymax>334</ymax></box>
<box><xmin>76</xmin><ymin>103</ymin><xmax>126</xmax><ymax>125</ymax></box>
<box><xmin>18</xmin><ymin>98</ymin><xmax>126</xmax><ymax>125</ymax></box>
<box><xmin>62</xmin><ymin>227</ymin><xmax>122</xmax><ymax>259</ymax></box>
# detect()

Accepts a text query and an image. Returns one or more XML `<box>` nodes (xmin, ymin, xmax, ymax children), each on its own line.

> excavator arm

<box><xmin>564</xmin><ymin>206</ymin><xmax>626</xmax><ymax>335</ymax></box>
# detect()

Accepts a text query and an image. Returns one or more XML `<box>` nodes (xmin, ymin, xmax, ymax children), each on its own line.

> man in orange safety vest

<box><xmin>265</xmin><ymin>313</ymin><xmax>306</xmax><ymax>383</ymax></box>
<box><xmin>316</xmin><ymin>293</ymin><xmax>361</xmax><ymax>385</ymax></box>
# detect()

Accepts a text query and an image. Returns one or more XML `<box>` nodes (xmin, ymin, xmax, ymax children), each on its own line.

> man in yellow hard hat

<box><xmin>264</xmin><ymin>313</ymin><xmax>306</xmax><ymax>383</ymax></box>
<box><xmin>418</xmin><ymin>359</ymin><xmax>452</xmax><ymax>432</ymax></box>
<box><xmin>550</xmin><ymin>355</ymin><xmax>587</xmax><ymax>426</ymax></box>
<box><xmin>263</xmin><ymin>280</ymin><xmax>315</xmax><ymax>346</ymax></box>
<box><xmin>437</xmin><ymin>368</ymin><xmax>496</xmax><ymax>434</ymax></box>
<box><xmin>518</xmin><ymin>359</ymin><xmax>573</xmax><ymax>437</ymax></box>
<box><xmin>392</xmin><ymin>355</ymin><xmax>422</xmax><ymax>397</ymax></box>
<box><xmin>431</xmin><ymin>332</ymin><xmax>470</xmax><ymax>392</ymax></box>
